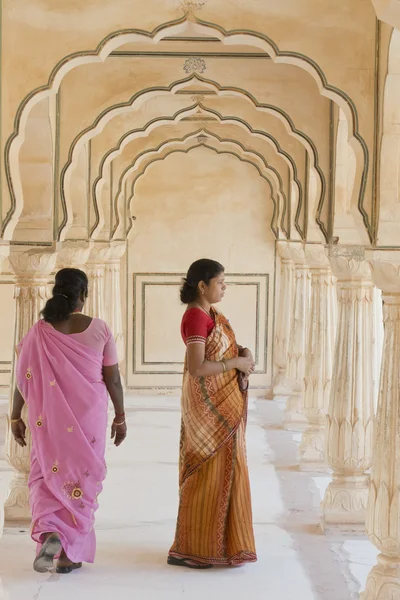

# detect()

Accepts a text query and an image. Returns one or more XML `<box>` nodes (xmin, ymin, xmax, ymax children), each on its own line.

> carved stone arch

<box><xmin>64</xmin><ymin>76</ymin><xmax>323</xmax><ymax>242</ymax></box>
<box><xmin>120</xmin><ymin>141</ymin><xmax>280</xmax><ymax>241</ymax></box>
<box><xmin>107</xmin><ymin>130</ymin><xmax>286</xmax><ymax>241</ymax></box>
<box><xmin>89</xmin><ymin>106</ymin><xmax>297</xmax><ymax>242</ymax></box>
<box><xmin>4</xmin><ymin>17</ymin><xmax>369</xmax><ymax>242</ymax></box>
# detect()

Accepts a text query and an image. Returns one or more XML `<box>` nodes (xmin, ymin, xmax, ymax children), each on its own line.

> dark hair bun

<box><xmin>180</xmin><ymin>259</ymin><xmax>224</xmax><ymax>305</ymax></box>
<box><xmin>41</xmin><ymin>268</ymin><xmax>88</xmax><ymax>323</ymax></box>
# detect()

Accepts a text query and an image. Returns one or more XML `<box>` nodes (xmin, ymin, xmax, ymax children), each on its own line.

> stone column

<box><xmin>85</xmin><ymin>244</ymin><xmax>111</xmax><ymax>320</ymax></box>
<box><xmin>372</xmin><ymin>287</ymin><xmax>384</xmax><ymax>413</ymax></box>
<box><xmin>321</xmin><ymin>246</ymin><xmax>374</xmax><ymax>531</ymax></box>
<box><xmin>4</xmin><ymin>247</ymin><xmax>57</xmax><ymax>525</ymax></box>
<box><xmin>360</xmin><ymin>255</ymin><xmax>400</xmax><ymax>600</ymax></box>
<box><xmin>283</xmin><ymin>243</ymin><xmax>311</xmax><ymax>430</ymax></box>
<box><xmin>273</xmin><ymin>242</ymin><xmax>295</xmax><ymax>396</ymax></box>
<box><xmin>299</xmin><ymin>245</ymin><xmax>337</xmax><ymax>471</ymax></box>
<box><xmin>104</xmin><ymin>242</ymin><xmax>126</xmax><ymax>365</ymax></box>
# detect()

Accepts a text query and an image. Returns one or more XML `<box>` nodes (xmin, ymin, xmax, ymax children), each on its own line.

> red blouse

<box><xmin>181</xmin><ymin>308</ymin><xmax>215</xmax><ymax>346</ymax></box>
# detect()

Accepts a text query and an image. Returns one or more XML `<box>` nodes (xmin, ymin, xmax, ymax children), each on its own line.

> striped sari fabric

<box><xmin>169</xmin><ymin>309</ymin><xmax>257</xmax><ymax>566</ymax></box>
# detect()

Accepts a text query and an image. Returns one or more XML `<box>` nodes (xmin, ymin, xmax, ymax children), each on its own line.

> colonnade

<box><xmin>3</xmin><ymin>238</ymin><xmax>400</xmax><ymax>597</ymax></box>
<box><xmin>274</xmin><ymin>242</ymin><xmax>400</xmax><ymax>598</ymax></box>
<box><xmin>2</xmin><ymin>241</ymin><xmax>126</xmax><ymax>524</ymax></box>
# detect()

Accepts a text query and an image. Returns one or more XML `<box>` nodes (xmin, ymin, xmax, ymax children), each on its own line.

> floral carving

<box><xmin>183</xmin><ymin>57</ymin><xmax>207</xmax><ymax>74</ymax></box>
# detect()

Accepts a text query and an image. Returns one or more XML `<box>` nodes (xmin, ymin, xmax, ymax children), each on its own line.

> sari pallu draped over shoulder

<box><xmin>16</xmin><ymin>320</ymin><xmax>108</xmax><ymax>564</ymax></box>
<box><xmin>170</xmin><ymin>309</ymin><xmax>257</xmax><ymax>566</ymax></box>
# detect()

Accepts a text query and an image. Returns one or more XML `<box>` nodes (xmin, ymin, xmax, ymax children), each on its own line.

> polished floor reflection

<box><xmin>0</xmin><ymin>397</ymin><xmax>378</xmax><ymax>599</ymax></box>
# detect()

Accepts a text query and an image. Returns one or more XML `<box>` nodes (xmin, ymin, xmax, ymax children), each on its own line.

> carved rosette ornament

<box><xmin>5</xmin><ymin>247</ymin><xmax>58</xmax><ymax>524</ymax></box>
<box><xmin>299</xmin><ymin>245</ymin><xmax>337</xmax><ymax>472</ymax></box>
<box><xmin>360</xmin><ymin>254</ymin><xmax>400</xmax><ymax>599</ymax></box>
<box><xmin>283</xmin><ymin>243</ymin><xmax>311</xmax><ymax>431</ymax></box>
<box><xmin>321</xmin><ymin>246</ymin><xmax>374</xmax><ymax>531</ymax></box>
<box><xmin>273</xmin><ymin>242</ymin><xmax>295</xmax><ymax>396</ymax></box>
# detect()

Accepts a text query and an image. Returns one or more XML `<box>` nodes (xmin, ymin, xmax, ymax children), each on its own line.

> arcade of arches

<box><xmin>3</xmin><ymin>1</ymin><xmax>400</xmax><ymax>598</ymax></box>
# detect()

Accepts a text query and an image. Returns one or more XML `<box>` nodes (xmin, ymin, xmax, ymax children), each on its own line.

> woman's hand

<box><xmin>11</xmin><ymin>418</ymin><xmax>26</xmax><ymax>447</ymax></box>
<box><xmin>236</xmin><ymin>356</ymin><xmax>255</xmax><ymax>377</ymax></box>
<box><xmin>111</xmin><ymin>420</ymin><xmax>127</xmax><ymax>447</ymax></box>
<box><xmin>239</xmin><ymin>347</ymin><xmax>254</xmax><ymax>361</ymax></box>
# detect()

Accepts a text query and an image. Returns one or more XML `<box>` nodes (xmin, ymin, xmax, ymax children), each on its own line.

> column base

<box><xmin>299</xmin><ymin>424</ymin><xmax>330</xmax><ymax>472</ymax></box>
<box><xmin>361</xmin><ymin>554</ymin><xmax>400</xmax><ymax>600</ymax></box>
<box><xmin>282</xmin><ymin>393</ymin><xmax>307</xmax><ymax>431</ymax></box>
<box><xmin>321</xmin><ymin>473</ymin><xmax>369</xmax><ymax>532</ymax></box>
<box><xmin>4</xmin><ymin>471</ymin><xmax>31</xmax><ymax>526</ymax></box>
<box><xmin>273</xmin><ymin>372</ymin><xmax>293</xmax><ymax>397</ymax></box>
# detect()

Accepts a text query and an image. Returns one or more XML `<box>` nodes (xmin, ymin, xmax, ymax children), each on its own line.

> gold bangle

<box><xmin>10</xmin><ymin>418</ymin><xmax>21</xmax><ymax>423</ymax></box>
<box><xmin>113</xmin><ymin>419</ymin><xmax>126</xmax><ymax>426</ymax></box>
<box><xmin>221</xmin><ymin>359</ymin><xmax>227</xmax><ymax>373</ymax></box>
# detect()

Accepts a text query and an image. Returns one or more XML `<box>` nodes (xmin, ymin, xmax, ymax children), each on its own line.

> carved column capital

<box><xmin>105</xmin><ymin>242</ymin><xmax>126</xmax><ymax>264</ymax></box>
<box><xmin>304</xmin><ymin>244</ymin><xmax>330</xmax><ymax>270</ymax></box>
<box><xmin>9</xmin><ymin>247</ymin><xmax>58</xmax><ymax>282</ymax></box>
<box><xmin>285</xmin><ymin>242</ymin><xmax>307</xmax><ymax>266</ymax></box>
<box><xmin>366</xmin><ymin>250</ymin><xmax>400</xmax><ymax>297</ymax></box>
<box><xmin>87</xmin><ymin>243</ymin><xmax>114</xmax><ymax>266</ymax></box>
<box><xmin>276</xmin><ymin>241</ymin><xmax>294</xmax><ymax>263</ymax></box>
<box><xmin>328</xmin><ymin>245</ymin><xmax>371</xmax><ymax>281</ymax></box>
<box><xmin>57</xmin><ymin>241</ymin><xmax>91</xmax><ymax>270</ymax></box>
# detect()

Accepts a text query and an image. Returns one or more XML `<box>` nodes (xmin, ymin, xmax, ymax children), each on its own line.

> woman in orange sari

<box><xmin>168</xmin><ymin>259</ymin><xmax>257</xmax><ymax>569</ymax></box>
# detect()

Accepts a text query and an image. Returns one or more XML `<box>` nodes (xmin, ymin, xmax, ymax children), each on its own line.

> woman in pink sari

<box><xmin>10</xmin><ymin>268</ymin><xmax>126</xmax><ymax>574</ymax></box>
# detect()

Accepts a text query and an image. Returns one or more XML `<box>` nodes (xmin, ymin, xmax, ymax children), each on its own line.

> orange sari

<box><xmin>169</xmin><ymin>308</ymin><xmax>257</xmax><ymax>565</ymax></box>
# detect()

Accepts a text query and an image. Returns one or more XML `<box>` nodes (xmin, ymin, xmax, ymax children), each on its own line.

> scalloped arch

<box><xmin>119</xmin><ymin>141</ymin><xmax>280</xmax><ymax>241</ymax></box>
<box><xmin>88</xmin><ymin>106</ymin><xmax>296</xmax><ymax>242</ymax></box>
<box><xmin>3</xmin><ymin>16</ymin><xmax>370</xmax><ymax>242</ymax></box>
<box><xmin>108</xmin><ymin>130</ymin><xmax>286</xmax><ymax>241</ymax></box>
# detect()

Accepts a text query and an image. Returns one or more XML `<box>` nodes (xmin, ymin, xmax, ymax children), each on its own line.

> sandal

<box><xmin>167</xmin><ymin>556</ymin><xmax>212</xmax><ymax>569</ymax></box>
<box><xmin>33</xmin><ymin>534</ymin><xmax>62</xmax><ymax>573</ymax></box>
<box><xmin>56</xmin><ymin>561</ymin><xmax>82</xmax><ymax>574</ymax></box>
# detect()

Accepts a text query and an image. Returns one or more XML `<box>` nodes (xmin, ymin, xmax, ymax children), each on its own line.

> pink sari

<box><xmin>16</xmin><ymin>320</ymin><xmax>108</xmax><ymax>564</ymax></box>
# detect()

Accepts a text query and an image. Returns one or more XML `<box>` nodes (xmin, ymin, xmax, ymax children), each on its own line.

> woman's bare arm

<box><xmin>186</xmin><ymin>343</ymin><xmax>240</xmax><ymax>377</ymax></box>
<box><xmin>102</xmin><ymin>364</ymin><xmax>124</xmax><ymax>415</ymax></box>
<box><xmin>11</xmin><ymin>387</ymin><xmax>25</xmax><ymax>421</ymax></box>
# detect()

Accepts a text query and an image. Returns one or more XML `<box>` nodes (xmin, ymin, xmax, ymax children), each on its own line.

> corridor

<box><xmin>0</xmin><ymin>398</ymin><xmax>377</xmax><ymax>599</ymax></box>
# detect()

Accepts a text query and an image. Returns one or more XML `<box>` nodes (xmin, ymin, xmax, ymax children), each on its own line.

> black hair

<box><xmin>41</xmin><ymin>268</ymin><xmax>89</xmax><ymax>323</ymax></box>
<box><xmin>180</xmin><ymin>259</ymin><xmax>225</xmax><ymax>304</ymax></box>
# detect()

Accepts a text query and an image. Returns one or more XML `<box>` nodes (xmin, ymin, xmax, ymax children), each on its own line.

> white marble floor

<box><xmin>0</xmin><ymin>397</ymin><xmax>378</xmax><ymax>600</ymax></box>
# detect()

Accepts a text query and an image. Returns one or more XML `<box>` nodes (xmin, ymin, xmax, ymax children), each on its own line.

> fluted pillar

<box><xmin>283</xmin><ymin>243</ymin><xmax>311</xmax><ymax>430</ymax></box>
<box><xmin>361</xmin><ymin>255</ymin><xmax>400</xmax><ymax>600</ymax></box>
<box><xmin>273</xmin><ymin>242</ymin><xmax>295</xmax><ymax>396</ymax></box>
<box><xmin>85</xmin><ymin>244</ymin><xmax>111</xmax><ymax>320</ymax></box>
<box><xmin>321</xmin><ymin>246</ymin><xmax>374</xmax><ymax>531</ymax></box>
<box><xmin>299</xmin><ymin>245</ymin><xmax>337</xmax><ymax>471</ymax></box>
<box><xmin>104</xmin><ymin>242</ymin><xmax>126</xmax><ymax>365</ymax></box>
<box><xmin>5</xmin><ymin>247</ymin><xmax>57</xmax><ymax>525</ymax></box>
